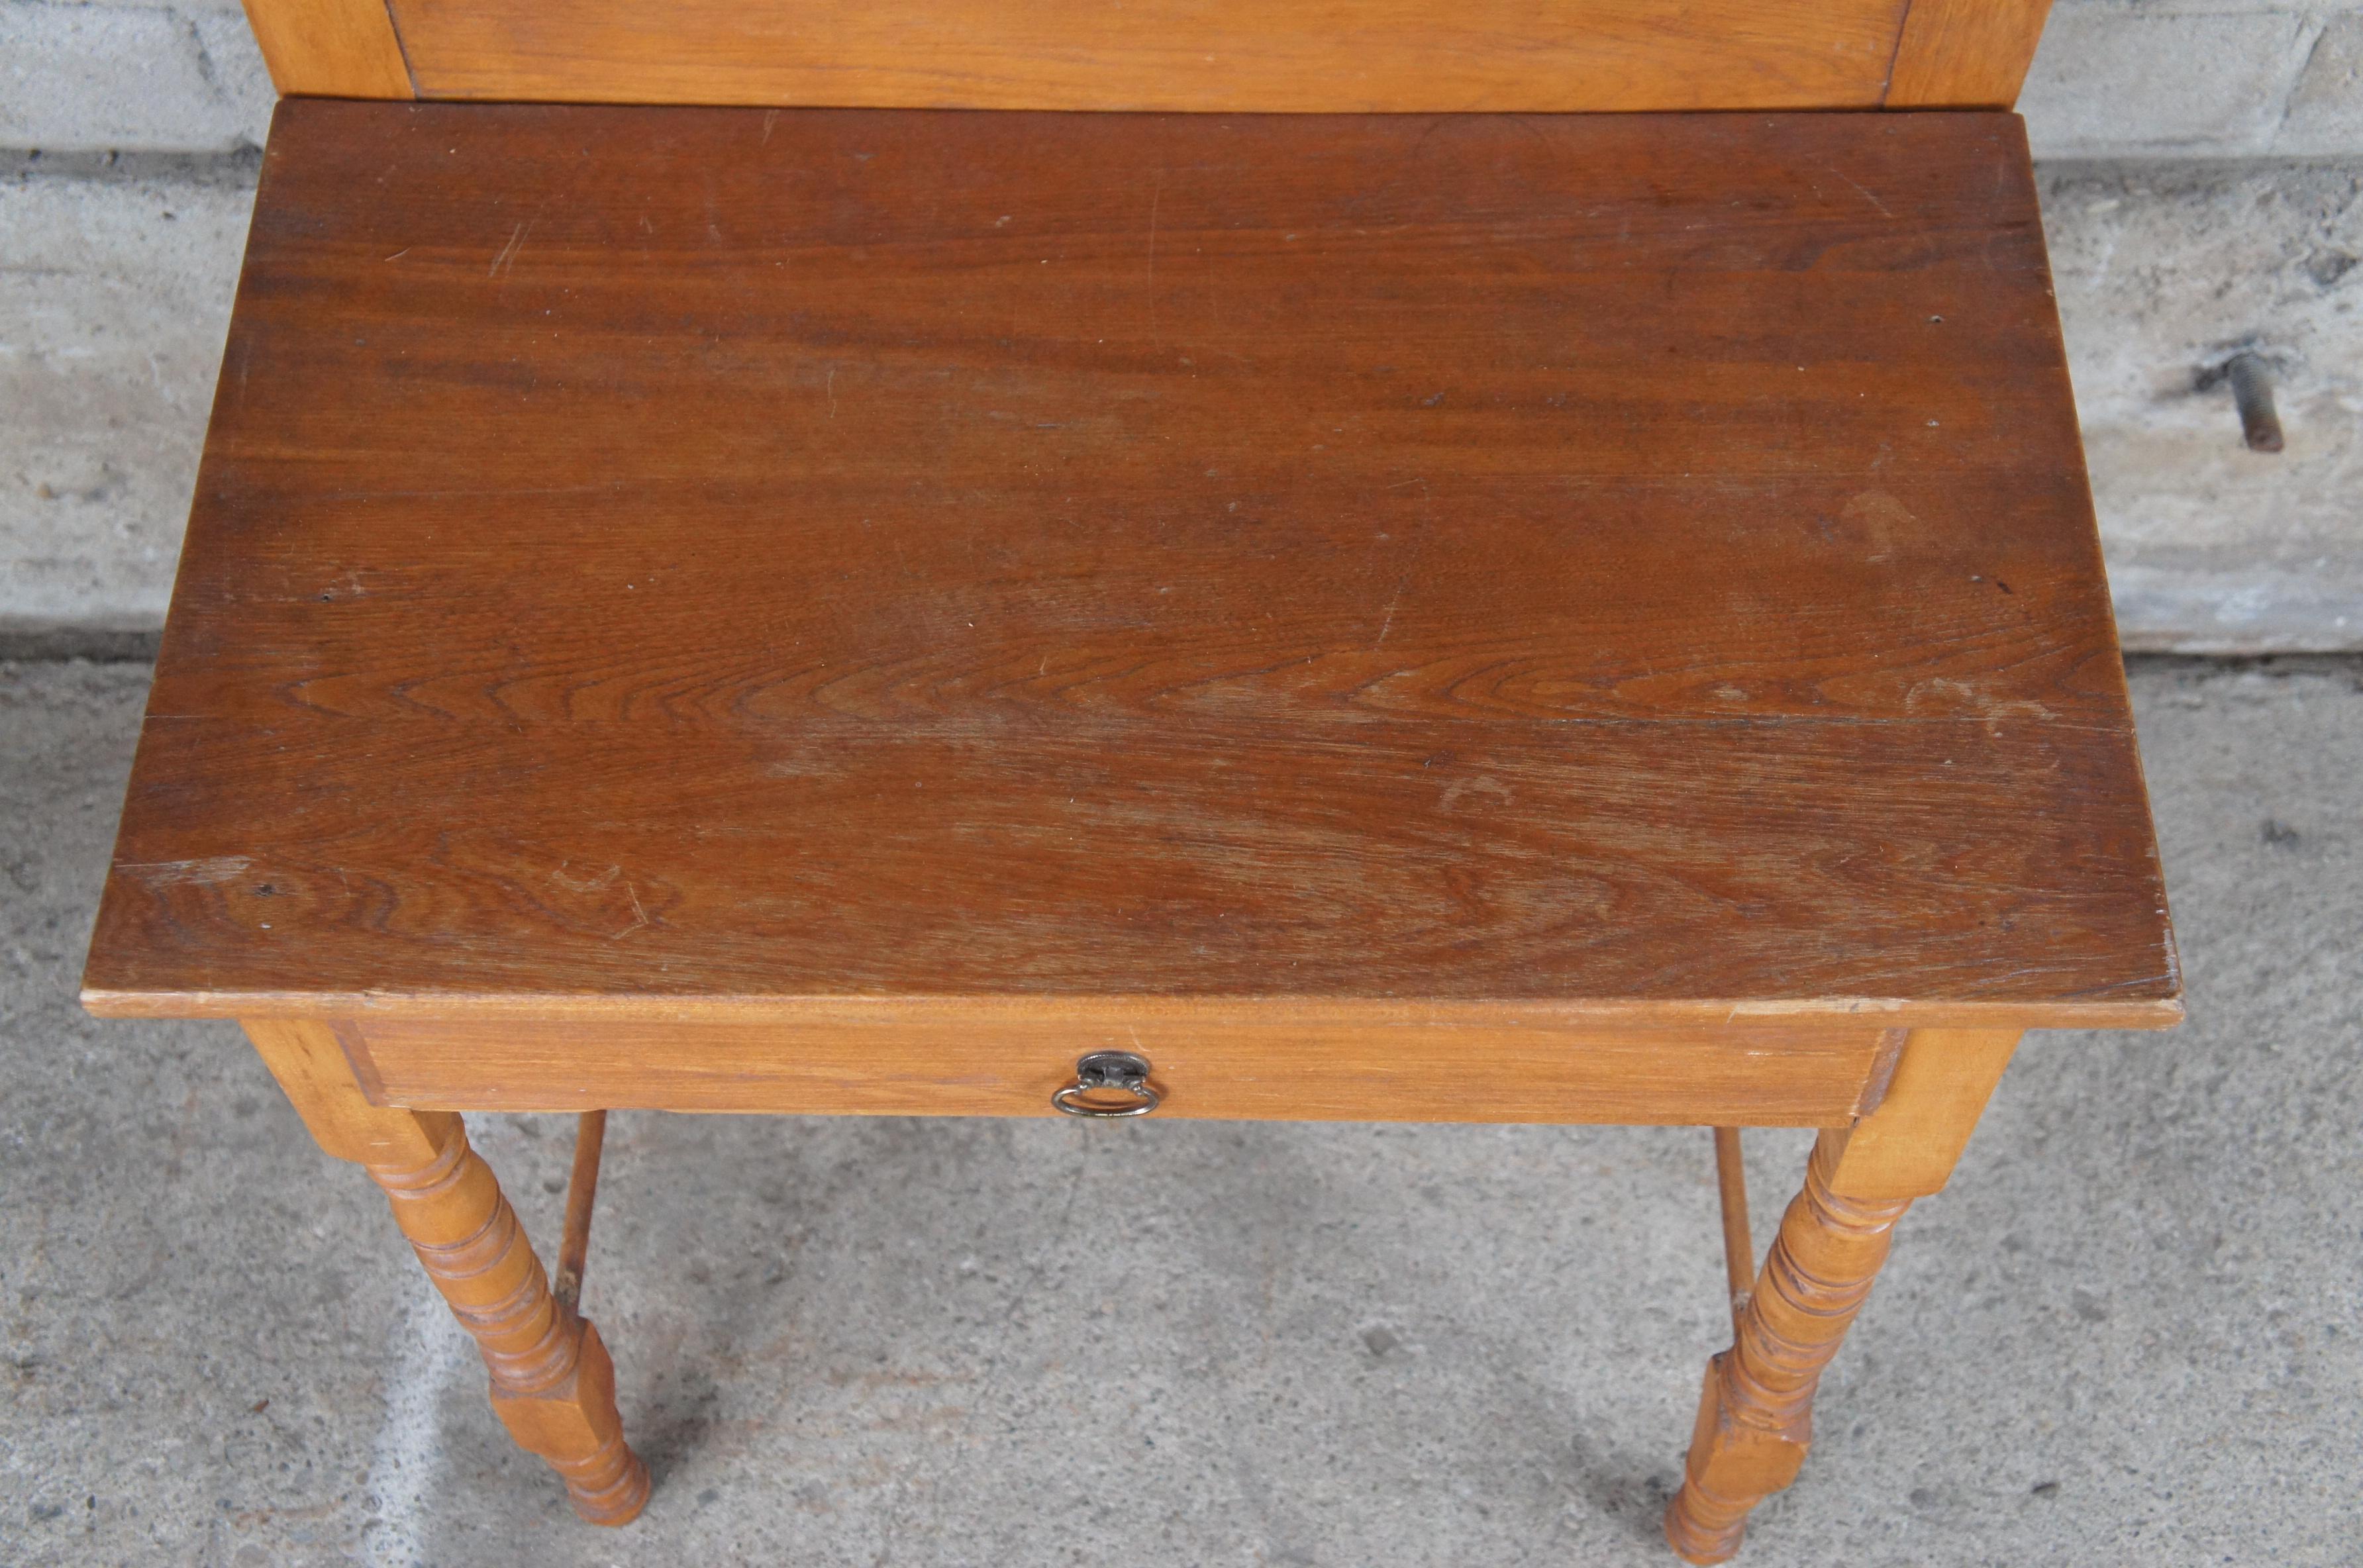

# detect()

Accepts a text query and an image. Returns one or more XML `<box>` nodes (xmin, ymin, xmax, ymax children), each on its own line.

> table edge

<box><xmin>80</xmin><ymin>987</ymin><xmax>2185</xmax><ymax>1031</ymax></box>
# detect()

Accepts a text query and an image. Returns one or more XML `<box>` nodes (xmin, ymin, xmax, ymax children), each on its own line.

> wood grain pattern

<box><xmin>344</xmin><ymin>1014</ymin><xmax>1895</xmax><ymax>1124</ymax></box>
<box><xmin>83</xmin><ymin>103</ymin><xmax>2179</xmax><ymax>1032</ymax></box>
<box><xmin>240</xmin><ymin>0</ymin><xmax>413</xmax><ymax>98</ymax></box>
<box><xmin>383</xmin><ymin>0</ymin><xmax>1908</xmax><ymax>113</ymax></box>
<box><xmin>1886</xmin><ymin>0</ymin><xmax>2054</xmax><ymax>108</ymax></box>
<box><xmin>244</xmin><ymin>1020</ymin><xmax>648</xmax><ymax>1524</ymax></box>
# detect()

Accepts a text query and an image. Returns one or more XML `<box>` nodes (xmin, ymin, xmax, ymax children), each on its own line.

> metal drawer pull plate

<box><xmin>1052</xmin><ymin>1051</ymin><xmax>1160</xmax><ymax>1117</ymax></box>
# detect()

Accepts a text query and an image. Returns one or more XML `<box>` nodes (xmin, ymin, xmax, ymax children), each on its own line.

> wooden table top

<box><xmin>83</xmin><ymin>101</ymin><xmax>2178</xmax><ymax>1029</ymax></box>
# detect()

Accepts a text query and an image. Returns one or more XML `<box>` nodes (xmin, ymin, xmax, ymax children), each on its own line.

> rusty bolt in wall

<box><xmin>2225</xmin><ymin>354</ymin><xmax>2284</xmax><ymax>453</ymax></box>
<box><xmin>2198</xmin><ymin>352</ymin><xmax>2286</xmax><ymax>454</ymax></box>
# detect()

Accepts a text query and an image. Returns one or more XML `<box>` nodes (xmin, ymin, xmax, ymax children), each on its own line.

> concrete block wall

<box><xmin>3</xmin><ymin>1</ymin><xmax>2360</xmax><ymax>650</ymax></box>
<box><xmin>0</xmin><ymin>151</ymin><xmax>252</xmax><ymax>638</ymax></box>
<box><xmin>2023</xmin><ymin>1</ymin><xmax>2363</xmax><ymax>158</ymax></box>
<box><xmin>2045</xmin><ymin>158</ymin><xmax>2363</xmax><ymax>649</ymax></box>
<box><xmin>2023</xmin><ymin>1</ymin><xmax>2363</xmax><ymax>650</ymax></box>
<box><xmin>0</xmin><ymin>0</ymin><xmax>272</xmax><ymax>152</ymax></box>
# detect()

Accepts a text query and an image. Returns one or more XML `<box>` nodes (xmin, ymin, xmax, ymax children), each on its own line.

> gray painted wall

<box><xmin>5</xmin><ymin>1</ymin><xmax>2361</xmax><ymax>648</ymax></box>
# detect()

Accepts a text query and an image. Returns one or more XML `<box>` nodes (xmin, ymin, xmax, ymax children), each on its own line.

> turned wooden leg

<box><xmin>1664</xmin><ymin>1029</ymin><xmax>2022</xmax><ymax>1564</ymax></box>
<box><xmin>1663</xmin><ymin>1131</ymin><xmax>1910</xmax><ymax>1560</ymax></box>
<box><xmin>244</xmin><ymin>1020</ymin><xmax>651</xmax><ymax>1526</ymax></box>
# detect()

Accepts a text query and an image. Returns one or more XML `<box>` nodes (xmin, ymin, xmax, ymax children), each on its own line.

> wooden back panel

<box><xmin>245</xmin><ymin>0</ymin><xmax>2052</xmax><ymax>112</ymax></box>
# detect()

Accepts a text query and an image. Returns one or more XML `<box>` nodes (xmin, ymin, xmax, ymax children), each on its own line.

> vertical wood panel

<box><xmin>1885</xmin><ymin>0</ymin><xmax>2053</xmax><ymax>107</ymax></box>
<box><xmin>242</xmin><ymin>0</ymin><xmax>413</xmax><ymax>98</ymax></box>
<box><xmin>382</xmin><ymin>0</ymin><xmax>1910</xmax><ymax>112</ymax></box>
<box><xmin>238</xmin><ymin>0</ymin><xmax>2056</xmax><ymax>112</ymax></box>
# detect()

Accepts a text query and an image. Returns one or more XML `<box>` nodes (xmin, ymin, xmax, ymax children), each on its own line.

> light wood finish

<box><xmin>243</xmin><ymin>1020</ymin><xmax>650</xmax><ymax>1524</ymax></box>
<box><xmin>383</xmin><ymin>0</ymin><xmax>1909</xmax><ymax>113</ymax></box>
<box><xmin>551</xmin><ymin>1109</ymin><xmax>605</xmax><ymax>1314</ymax></box>
<box><xmin>1711</xmin><ymin>1127</ymin><xmax>1755</xmax><ymax>1333</ymax></box>
<box><xmin>344</xmin><ymin>1014</ymin><xmax>1894</xmax><ymax>1124</ymax></box>
<box><xmin>231</xmin><ymin>0</ymin><xmax>2054</xmax><ymax>115</ymax></box>
<box><xmin>1666</xmin><ymin>1132</ymin><xmax>1911</xmax><ymax>1564</ymax></box>
<box><xmin>83</xmin><ymin>104</ymin><xmax>2178</xmax><ymax>1039</ymax></box>
<box><xmin>1817</xmin><ymin>1026</ymin><xmax>2025</xmax><ymax>1199</ymax></box>
<box><xmin>1886</xmin><ymin>0</ymin><xmax>2055</xmax><ymax>109</ymax></box>
<box><xmin>240</xmin><ymin>0</ymin><xmax>412</xmax><ymax>98</ymax></box>
<box><xmin>1664</xmin><ymin>1028</ymin><xmax>2020</xmax><ymax>1562</ymax></box>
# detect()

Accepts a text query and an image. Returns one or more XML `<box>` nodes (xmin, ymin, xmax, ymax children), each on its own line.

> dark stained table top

<box><xmin>83</xmin><ymin>101</ymin><xmax>2180</xmax><ymax>1026</ymax></box>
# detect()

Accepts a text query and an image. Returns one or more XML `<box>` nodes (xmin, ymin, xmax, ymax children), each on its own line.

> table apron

<box><xmin>336</xmin><ymin>1016</ymin><xmax>1905</xmax><ymax>1126</ymax></box>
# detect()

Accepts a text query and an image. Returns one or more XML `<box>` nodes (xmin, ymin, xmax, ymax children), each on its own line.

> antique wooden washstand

<box><xmin>81</xmin><ymin>2</ymin><xmax>2180</xmax><ymax>1558</ymax></box>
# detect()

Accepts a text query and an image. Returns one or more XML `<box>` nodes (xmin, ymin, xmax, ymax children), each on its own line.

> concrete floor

<box><xmin>2</xmin><ymin>657</ymin><xmax>2358</xmax><ymax>1567</ymax></box>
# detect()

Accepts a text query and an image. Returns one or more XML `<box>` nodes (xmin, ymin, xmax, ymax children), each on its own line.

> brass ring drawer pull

<box><xmin>1051</xmin><ymin>1051</ymin><xmax>1160</xmax><ymax>1117</ymax></box>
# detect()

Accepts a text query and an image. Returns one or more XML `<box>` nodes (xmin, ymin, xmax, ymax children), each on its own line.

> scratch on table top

<box><xmin>550</xmin><ymin>862</ymin><xmax>622</xmax><ymax>895</ymax></box>
<box><xmin>1374</xmin><ymin>578</ymin><xmax>1405</xmax><ymax>649</ymax></box>
<box><xmin>118</xmin><ymin>855</ymin><xmax>254</xmax><ymax>886</ymax></box>
<box><xmin>613</xmin><ymin>882</ymin><xmax>652</xmax><ymax>940</ymax></box>
<box><xmin>1818</xmin><ymin>162</ymin><xmax>1893</xmax><ymax>219</ymax></box>
<box><xmin>1438</xmin><ymin>777</ymin><xmax>1513</xmax><ymax>813</ymax></box>
<box><xmin>489</xmin><ymin>220</ymin><xmax>530</xmax><ymax>279</ymax></box>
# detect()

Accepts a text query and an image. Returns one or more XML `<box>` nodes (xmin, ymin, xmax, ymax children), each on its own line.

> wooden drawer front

<box><xmin>346</xmin><ymin>1012</ymin><xmax>1898</xmax><ymax>1126</ymax></box>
